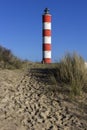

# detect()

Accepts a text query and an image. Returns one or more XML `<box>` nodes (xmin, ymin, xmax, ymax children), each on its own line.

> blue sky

<box><xmin>0</xmin><ymin>0</ymin><xmax>87</xmax><ymax>62</ymax></box>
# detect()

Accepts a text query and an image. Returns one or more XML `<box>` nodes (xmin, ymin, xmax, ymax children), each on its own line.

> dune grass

<box><xmin>50</xmin><ymin>53</ymin><xmax>87</xmax><ymax>96</ymax></box>
<box><xmin>0</xmin><ymin>45</ymin><xmax>23</xmax><ymax>69</ymax></box>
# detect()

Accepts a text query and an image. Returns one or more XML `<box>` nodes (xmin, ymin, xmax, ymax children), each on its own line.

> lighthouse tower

<box><xmin>42</xmin><ymin>8</ymin><xmax>52</xmax><ymax>63</ymax></box>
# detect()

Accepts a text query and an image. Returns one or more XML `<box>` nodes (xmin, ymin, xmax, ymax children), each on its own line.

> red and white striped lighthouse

<box><xmin>42</xmin><ymin>8</ymin><xmax>52</xmax><ymax>63</ymax></box>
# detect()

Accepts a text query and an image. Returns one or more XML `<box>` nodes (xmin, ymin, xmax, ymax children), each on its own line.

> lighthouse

<box><xmin>42</xmin><ymin>8</ymin><xmax>52</xmax><ymax>63</ymax></box>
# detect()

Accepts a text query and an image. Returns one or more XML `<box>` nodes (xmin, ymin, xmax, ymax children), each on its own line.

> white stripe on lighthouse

<box><xmin>43</xmin><ymin>36</ymin><xmax>51</xmax><ymax>44</ymax></box>
<box><xmin>43</xmin><ymin>22</ymin><xmax>51</xmax><ymax>30</ymax></box>
<box><xmin>43</xmin><ymin>51</ymin><xmax>51</xmax><ymax>58</ymax></box>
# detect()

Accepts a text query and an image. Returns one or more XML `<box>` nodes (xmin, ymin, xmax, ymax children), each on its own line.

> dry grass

<box><xmin>0</xmin><ymin>45</ymin><xmax>23</xmax><ymax>69</ymax></box>
<box><xmin>50</xmin><ymin>53</ymin><xmax>87</xmax><ymax>96</ymax></box>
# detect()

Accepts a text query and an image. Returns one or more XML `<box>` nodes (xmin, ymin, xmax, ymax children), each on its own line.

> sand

<box><xmin>0</xmin><ymin>68</ymin><xmax>87</xmax><ymax>130</ymax></box>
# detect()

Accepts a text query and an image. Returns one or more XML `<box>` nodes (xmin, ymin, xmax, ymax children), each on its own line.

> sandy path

<box><xmin>0</xmin><ymin>68</ymin><xmax>87</xmax><ymax>130</ymax></box>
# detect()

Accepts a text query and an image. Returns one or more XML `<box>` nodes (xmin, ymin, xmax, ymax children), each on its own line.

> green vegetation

<box><xmin>51</xmin><ymin>53</ymin><xmax>87</xmax><ymax>96</ymax></box>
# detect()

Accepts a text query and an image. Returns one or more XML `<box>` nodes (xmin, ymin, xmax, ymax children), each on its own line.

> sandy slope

<box><xmin>0</xmin><ymin>68</ymin><xmax>87</xmax><ymax>130</ymax></box>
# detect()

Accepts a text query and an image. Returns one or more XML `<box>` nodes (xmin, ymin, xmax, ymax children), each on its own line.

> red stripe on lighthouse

<box><xmin>43</xmin><ymin>58</ymin><xmax>51</xmax><ymax>63</ymax></box>
<box><xmin>43</xmin><ymin>44</ymin><xmax>51</xmax><ymax>51</ymax></box>
<box><xmin>43</xmin><ymin>15</ymin><xmax>51</xmax><ymax>22</ymax></box>
<box><xmin>43</xmin><ymin>30</ymin><xmax>51</xmax><ymax>36</ymax></box>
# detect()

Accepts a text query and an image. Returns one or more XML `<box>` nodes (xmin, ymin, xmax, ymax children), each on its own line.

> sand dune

<box><xmin>0</xmin><ymin>68</ymin><xmax>87</xmax><ymax>130</ymax></box>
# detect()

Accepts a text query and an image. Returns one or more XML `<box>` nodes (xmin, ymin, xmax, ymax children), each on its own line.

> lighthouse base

<box><xmin>42</xmin><ymin>58</ymin><xmax>51</xmax><ymax>64</ymax></box>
